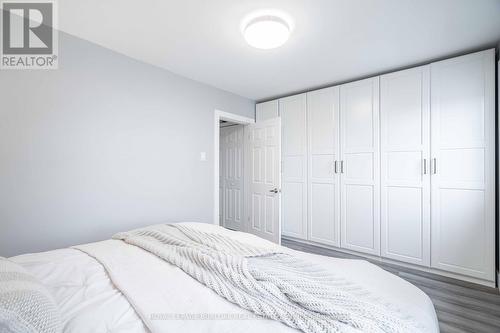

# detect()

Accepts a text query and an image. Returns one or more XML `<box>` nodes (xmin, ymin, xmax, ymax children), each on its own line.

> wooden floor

<box><xmin>282</xmin><ymin>238</ymin><xmax>500</xmax><ymax>333</ymax></box>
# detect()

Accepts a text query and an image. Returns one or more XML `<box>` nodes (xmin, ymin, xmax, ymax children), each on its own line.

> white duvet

<box><xmin>10</xmin><ymin>223</ymin><xmax>439</xmax><ymax>333</ymax></box>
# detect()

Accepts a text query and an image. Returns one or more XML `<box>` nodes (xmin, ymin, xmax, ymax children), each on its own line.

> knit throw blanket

<box><xmin>0</xmin><ymin>258</ymin><xmax>61</xmax><ymax>333</ymax></box>
<box><xmin>113</xmin><ymin>224</ymin><xmax>423</xmax><ymax>333</ymax></box>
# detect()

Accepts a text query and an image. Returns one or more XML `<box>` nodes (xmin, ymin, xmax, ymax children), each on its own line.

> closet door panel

<box><xmin>281</xmin><ymin>94</ymin><xmax>308</xmax><ymax>239</ymax></box>
<box><xmin>437</xmin><ymin>189</ymin><xmax>486</xmax><ymax>272</ymax></box>
<box><xmin>386</xmin><ymin>152</ymin><xmax>423</xmax><ymax>182</ymax></box>
<box><xmin>345</xmin><ymin>184</ymin><xmax>375</xmax><ymax>249</ymax></box>
<box><xmin>430</xmin><ymin>49</ymin><xmax>495</xmax><ymax>281</ymax></box>
<box><xmin>307</xmin><ymin>87</ymin><xmax>340</xmax><ymax>246</ymax></box>
<box><xmin>386</xmin><ymin>186</ymin><xmax>425</xmax><ymax>260</ymax></box>
<box><xmin>380</xmin><ymin>66</ymin><xmax>431</xmax><ymax>266</ymax></box>
<box><xmin>281</xmin><ymin>182</ymin><xmax>305</xmax><ymax>236</ymax></box>
<box><xmin>256</xmin><ymin>100</ymin><xmax>279</xmax><ymax>122</ymax></box>
<box><xmin>344</xmin><ymin>153</ymin><xmax>373</xmax><ymax>180</ymax></box>
<box><xmin>310</xmin><ymin>183</ymin><xmax>336</xmax><ymax>243</ymax></box>
<box><xmin>340</xmin><ymin>78</ymin><xmax>380</xmax><ymax>255</ymax></box>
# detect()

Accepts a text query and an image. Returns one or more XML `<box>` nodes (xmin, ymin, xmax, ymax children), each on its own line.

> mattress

<box><xmin>9</xmin><ymin>223</ymin><xmax>439</xmax><ymax>333</ymax></box>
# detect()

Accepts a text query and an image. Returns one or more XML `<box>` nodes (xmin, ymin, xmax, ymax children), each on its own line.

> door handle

<box><xmin>334</xmin><ymin>160</ymin><xmax>338</xmax><ymax>174</ymax></box>
<box><xmin>340</xmin><ymin>160</ymin><xmax>344</xmax><ymax>174</ymax></box>
<box><xmin>432</xmin><ymin>158</ymin><xmax>437</xmax><ymax>174</ymax></box>
<box><xmin>269</xmin><ymin>188</ymin><xmax>280</xmax><ymax>193</ymax></box>
<box><xmin>423</xmin><ymin>159</ymin><xmax>427</xmax><ymax>175</ymax></box>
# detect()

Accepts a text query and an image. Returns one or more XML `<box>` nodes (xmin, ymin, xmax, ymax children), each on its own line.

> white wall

<box><xmin>0</xmin><ymin>32</ymin><xmax>254</xmax><ymax>256</ymax></box>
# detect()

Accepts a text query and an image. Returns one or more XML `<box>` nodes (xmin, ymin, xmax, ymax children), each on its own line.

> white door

<box><xmin>280</xmin><ymin>94</ymin><xmax>308</xmax><ymax>240</ymax></box>
<box><xmin>340</xmin><ymin>77</ymin><xmax>381</xmax><ymax>256</ymax></box>
<box><xmin>380</xmin><ymin>66</ymin><xmax>431</xmax><ymax>266</ymax></box>
<box><xmin>307</xmin><ymin>87</ymin><xmax>341</xmax><ymax>246</ymax></box>
<box><xmin>220</xmin><ymin>125</ymin><xmax>244</xmax><ymax>231</ymax></box>
<box><xmin>246</xmin><ymin>118</ymin><xmax>282</xmax><ymax>243</ymax></box>
<box><xmin>430</xmin><ymin>49</ymin><xmax>495</xmax><ymax>281</ymax></box>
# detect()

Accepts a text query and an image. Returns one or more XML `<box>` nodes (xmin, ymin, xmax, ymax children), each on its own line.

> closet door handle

<box><xmin>423</xmin><ymin>159</ymin><xmax>427</xmax><ymax>175</ymax></box>
<box><xmin>432</xmin><ymin>158</ymin><xmax>437</xmax><ymax>174</ymax></box>
<box><xmin>340</xmin><ymin>160</ymin><xmax>344</xmax><ymax>174</ymax></box>
<box><xmin>334</xmin><ymin>161</ymin><xmax>338</xmax><ymax>174</ymax></box>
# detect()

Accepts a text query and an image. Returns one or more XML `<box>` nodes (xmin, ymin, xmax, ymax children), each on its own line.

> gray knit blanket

<box><xmin>113</xmin><ymin>224</ymin><xmax>423</xmax><ymax>333</ymax></box>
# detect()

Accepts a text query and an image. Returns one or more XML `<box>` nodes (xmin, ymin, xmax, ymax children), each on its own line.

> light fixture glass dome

<box><xmin>243</xmin><ymin>14</ymin><xmax>291</xmax><ymax>49</ymax></box>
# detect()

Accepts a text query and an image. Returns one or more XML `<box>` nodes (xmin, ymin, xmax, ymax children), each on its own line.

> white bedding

<box><xmin>10</xmin><ymin>223</ymin><xmax>439</xmax><ymax>333</ymax></box>
<box><xmin>10</xmin><ymin>248</ymin><xmax>148</xmax><ymax>333</ymax></box>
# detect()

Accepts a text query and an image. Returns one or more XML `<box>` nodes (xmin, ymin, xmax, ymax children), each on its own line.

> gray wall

<box><xmin>0</xmin><ymin>32</ymin><xmax>254</xmax><ymax>256</ymax></box>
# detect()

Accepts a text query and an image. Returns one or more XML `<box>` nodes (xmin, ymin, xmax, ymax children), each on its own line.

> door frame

<box><xmin>214</xmin><ymin>109</ymin><xmax>255</xmax><ymax>226</ymax></box>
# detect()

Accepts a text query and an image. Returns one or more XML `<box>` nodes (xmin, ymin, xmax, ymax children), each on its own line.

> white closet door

<box><xmin>280</xmin><ymin>94</ymin><xmax>307</xmax><ymax>239</ymax></box>
<box><xmin>220</xmin><ymin>125</ymin><xmax>245</xmax><ymax>231</ymax></box>
<box><xmin>380</xmin><ymin>66</ymin><xmax>431</xmax><ymax>266</ymax></box>
<box><xmin>307</xmin><ymin>87</ymin><xmax>340</xmax><ymax>246</ymax></box>
<box><xmin>256</xmin><ymin>100</ymin><xmax>279</xmax><ymax>122</ymax></box>
<box><xmin>430</xmin><ymin>49</ymin><xmax>495</xmax><ymax>281</ymax></box>
<box><xmin>340</xmin><ymin>77</ymin><xmax>380</xmax><ymax>255</ymax></box>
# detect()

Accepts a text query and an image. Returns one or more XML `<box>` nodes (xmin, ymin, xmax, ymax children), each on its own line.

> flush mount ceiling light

<box><xmin>242</xmin><ymin>10</ymin><xmax>293</xmax><ymax>50</ymax></box>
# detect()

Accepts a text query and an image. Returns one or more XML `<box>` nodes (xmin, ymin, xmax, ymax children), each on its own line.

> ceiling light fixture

<box><xmin>242</xmin><ymin>10</ymin><xmax>293</xmax><ymax>50</ymax></box>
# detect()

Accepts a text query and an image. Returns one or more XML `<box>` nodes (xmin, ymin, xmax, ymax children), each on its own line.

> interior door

<box><xmin>340</xmin><ymin>77</ymin><xmax>380</xmax><ymax>256</ymax></box>
<box><xmin>220</xmin><ymin>125</ymin><xmax>244</xmax><ymax>231</ymax></box>
<box><xmin>430</xmin><ymin>50</ymin><xmax>495</xmax><ymax>281</ymax></box>
<box><xmin>245</xmin><ymin>118</ymin><xmax>282</xmax><ymax>243</ymax></box>
<box><xmin>307</xmin><ymin>87</ymin><xmax>340</xmax><ymax>246</ymax></box>
<box><xmin>380</xmin><ymin>66</ymin><xmax>431</xmax><ymax>266</ymax></box>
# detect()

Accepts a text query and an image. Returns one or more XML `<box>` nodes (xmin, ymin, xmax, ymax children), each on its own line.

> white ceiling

<box><xmin>59</xmin><ymin>0</ymin><xmax>500</xmax><ymax>101</ymax></box>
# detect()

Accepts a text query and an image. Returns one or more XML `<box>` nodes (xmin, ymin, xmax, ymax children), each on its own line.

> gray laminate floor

<box><xmin>282</xmin><ymin>238</ymin><xmax>500</xmax><ymax>333</ymax></box>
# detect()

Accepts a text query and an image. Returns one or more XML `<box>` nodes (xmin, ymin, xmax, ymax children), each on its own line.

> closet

<box><xmin>380</xmin><ymin>65</ymin><xmax>431</xmax><ymax>267</ymax></box>
<box><xmin>429</xmin><ymin>51</ymin><xmax>495</xmax><ymax>281</ymax></box>
<box><xmin>281</xmin><ymin>94</ymin><xmax>308</xmax><ymax>239</ymax></box>
<box><xmin>307</xmin><ymin>87</ymin><xmax>340</xmax><ymax>247</ymax></box>
<box><xmin>256</xmin><ymin>49</ymin><xmax>496</xmax><ymax>286</ymax></box>
<box><xmin>340</xmin><ymin>78</ymin><xmax>380</xmax><ymax>256</ymax></box>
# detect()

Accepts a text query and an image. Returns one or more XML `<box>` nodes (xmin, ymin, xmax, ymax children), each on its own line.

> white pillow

<box><xmin>0</xmin><ymin>257</ymin><xmax>62</xmax><ymax>333</ymax></box>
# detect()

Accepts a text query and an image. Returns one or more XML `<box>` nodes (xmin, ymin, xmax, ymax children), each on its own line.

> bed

<box><xmin>7</xmin><ymin>223</ymin><xmax>439</xmax><ymax>333</ymax></box>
